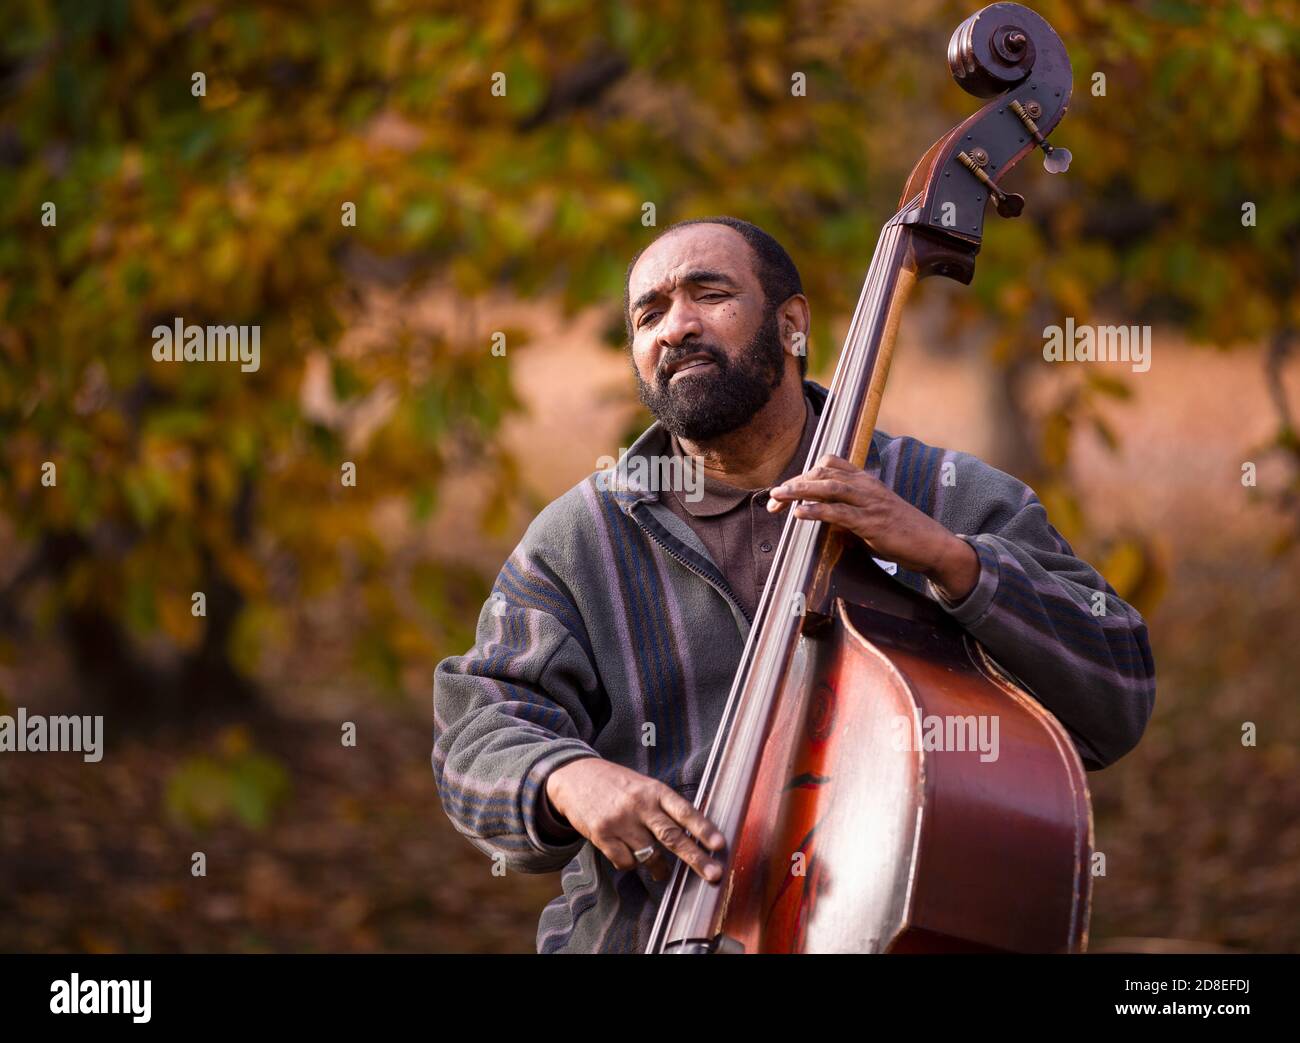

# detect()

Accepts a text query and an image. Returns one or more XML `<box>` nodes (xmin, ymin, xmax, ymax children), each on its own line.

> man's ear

<box><xmin>778</xmin><ymin>293</ymin><xmax>811</xmax><ymax>355</ymax></box>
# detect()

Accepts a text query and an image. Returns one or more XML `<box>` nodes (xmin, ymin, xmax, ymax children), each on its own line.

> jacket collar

<box><xmin>605</xmin><ymin>378</ymin><xmax>871</xmax><ymax>513</ymax></box>
<box><xmin>665</xmin><ymin>390</ymin><xmax>820</xmax><ymax>517</ymax></box>
<box><xmin>599</xmin><ymin>378</ymin><xmax>888</xmax><ymax>637</ymax></box>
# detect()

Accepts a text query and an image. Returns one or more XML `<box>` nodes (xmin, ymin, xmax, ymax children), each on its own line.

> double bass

<box><xmin>647</xmin><ymin>2</ymin><xmax>1090</xmax><ymax>954</ymax></box>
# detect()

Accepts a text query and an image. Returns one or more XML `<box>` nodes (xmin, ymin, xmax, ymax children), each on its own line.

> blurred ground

<box><xmin>2</xmin><ymin>304</ymin><xmax>1298</xmax><ymax>953</ymax></box>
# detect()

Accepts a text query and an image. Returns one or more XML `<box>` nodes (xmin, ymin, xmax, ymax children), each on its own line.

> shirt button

<box><xmin>759</xmin><ymin>540</ymin><xmax>773</xmax><ymax>553</ymax></box>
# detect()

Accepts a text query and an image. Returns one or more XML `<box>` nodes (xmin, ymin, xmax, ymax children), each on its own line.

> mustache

<box><xmin>656</xmin><ymin>344</ymin><xmax>726</xmax><ymax>384</ymax></box>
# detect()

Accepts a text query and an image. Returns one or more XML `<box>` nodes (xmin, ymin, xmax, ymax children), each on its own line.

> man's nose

<box><xmin>657</xmin><ymin>297</ymin><xmax>704</xmax><ymax>348</ymax></box>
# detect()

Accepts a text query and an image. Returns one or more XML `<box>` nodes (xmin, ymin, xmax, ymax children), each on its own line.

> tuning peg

<box><xmin>996</xmin><ymin>192</ymin><xmax>1026</xmax><ymax>218</ymax></box>
<box><xmin>1042</xmin><ymin>146</ymin><xmax>1072</xmax><ymax>174</ymax></box>
<box><xmin>1008</xmin><ymin>99</ymin><xmax>1071</xmax><ymax>174</ymax></box>
<box><xmin>956</xmin><ymin>150</ymin><xmax>1024</xmax><ymax>219</ymax></box>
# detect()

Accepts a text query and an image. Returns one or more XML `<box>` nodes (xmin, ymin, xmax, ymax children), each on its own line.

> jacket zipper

<box><xmin>629</xmin><ymin>504</ymin><xmax>752</xmax><ymax>628</ymax></box>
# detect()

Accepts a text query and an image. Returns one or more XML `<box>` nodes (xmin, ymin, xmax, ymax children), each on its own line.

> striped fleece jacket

<box><xmin>432</xmin><ymin>379</ymin><xmax>1156</xmax><ymax>953</ymax></box>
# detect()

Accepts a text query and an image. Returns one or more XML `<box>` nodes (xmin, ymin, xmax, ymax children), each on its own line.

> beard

<box><xmin>635</xmin><ymin>308</ymin><xmax>786</xmax><ymax>442</ymax></box>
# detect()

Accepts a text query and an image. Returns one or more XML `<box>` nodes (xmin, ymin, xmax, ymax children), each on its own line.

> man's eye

<box><xmin>700</xmin><ymin>293</ymin><xmax>727</xmax><ymax>301</ymax></box>
<box><xmin>639</xmin><ymin>311</ymin><xmax>660</xmax><ymax>327</ymax></box>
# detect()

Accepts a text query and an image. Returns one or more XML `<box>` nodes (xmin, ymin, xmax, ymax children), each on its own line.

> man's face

<box><xmin>627</xmin><ymin>224</ymin><xmax>787</xmax><ymax>442</ymax></box>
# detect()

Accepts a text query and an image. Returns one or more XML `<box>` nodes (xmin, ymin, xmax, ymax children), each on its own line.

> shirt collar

<box><xmin>605</xmin><ymin>379</ymin><xmax>846</xmax><ymax>513</ymax></box>
<box><xmin>665</xmin><ymin>388</ymin><xmax>820</xmax><ymax>518</ymax></box>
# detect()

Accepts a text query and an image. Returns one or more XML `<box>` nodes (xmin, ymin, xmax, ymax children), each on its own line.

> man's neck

<box><xmin>676</xmin><ymin>376</ymin><xmax>808</xmax><ymax>490</ymax></box>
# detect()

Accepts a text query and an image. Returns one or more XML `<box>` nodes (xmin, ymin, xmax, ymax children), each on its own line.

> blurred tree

<box><xmin>0</xmin><ymin>0</ymin><xmax>1295</xmax><ymax>714</ymax></box>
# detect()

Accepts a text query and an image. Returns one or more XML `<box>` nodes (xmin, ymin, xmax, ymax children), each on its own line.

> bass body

<box><xmin>721</xmin><ymin>545</ymin><xmax>1092</xmax><ymax>954</ymax></box>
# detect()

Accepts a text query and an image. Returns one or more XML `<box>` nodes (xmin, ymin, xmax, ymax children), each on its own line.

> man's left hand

<box><xmin>767</xmin><ymin>453</ymin><xmax>981</xmax><ymax>602</ymax></box>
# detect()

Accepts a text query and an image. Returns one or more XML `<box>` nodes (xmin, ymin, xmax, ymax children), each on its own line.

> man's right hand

<box><xmin>545</xmin><ymin>758</ymin><xmax>726</xmax><ymax>884</ymax></box>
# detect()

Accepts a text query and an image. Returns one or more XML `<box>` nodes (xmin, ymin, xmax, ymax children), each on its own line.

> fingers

<box><xmin>624</xmin><ymin>823</ymin><xmax>672</xmax><ymax>881</ymax></box>
<box><xmin>657</xmin><ymin>789</ymin><xmax>726</xmax><ymax>852</ymax></box>
<box><xmin>814</xmin><ymin>453</ymin><xmax>858</xmax><ymax>471</ymax></box>
<box><xmin>644</xmin><ymin>811</ymin><xmax>723</xmax><ymax>882</ymax></box>
<box><xmin>766</xmin><ymin>455</ymin><xmax>865</xmax><ymax>513</ymax></box>
<box><xmin>589</xmin><ymin>790</ymin><xmax>722</xmax><ymax>883</ymax></box>
<box><xmin>598</xmin><ymin>836</ymin><xmax>640</xmax><ymax>872</ymax></box>
<box><xmin>791</xmin><ymin>500</ymin><xmax>861</xmax><ymax>530</ymax></box>
<box><xmin>767</xmin><ymin>475</ymin><xmax>869</xmax><ymax>511</ymax></box>
<box><xmin>597</xmin><ymin>833</ymin><xmax>667</xmax><ymax>878</ymax></box>
<box><xmin>619</xmin><ymin>827</ymin><xmax>672</xmax><ymax>881</ymax></box>
<box><xmin>632</xmin><ymin>846</ymin><xmax>670</xmax><ymax>881</ymax></box>
<box><xmin>649</xmin><ymin>789</ymin><xmax>727</xmax><ymax>883</ymax></box>
<box><xmin>570</xmin><ymin>765</ymin><xmax>727</xmax><ymax>883</ymax></box>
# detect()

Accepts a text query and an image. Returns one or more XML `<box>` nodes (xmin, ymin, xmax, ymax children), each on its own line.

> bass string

<box><xmin>677</xmin><ymin>220</ymin><xmax>907</xmax><ymax>944</ymax></box>
<box><xmin>821</xmin><ymin>214</ymin><xmax>910</xmax><ymax>463</ymax></box>
<box><xmin>744</xmin><ymin>219</ymin><xmax>904</xmax><ymax>725</ymax></box>
<box><xmin>748</xmin><ymin>216</ymin><xmax>906</xmax><ymax>657</ymax></box>
<box><xmin>682</xmin><ymin>225</ymin><xmax>900</xmax><ymax>829</ymax></box>
<box><xmin>682</xmin><ymin>220</ymin><xmax>904</xmax><ymax>933</ymax></box>
<box><xmin>715</xmin><ymin>219</ymin><xmax>904</xmax><ymax>804</ymax></box>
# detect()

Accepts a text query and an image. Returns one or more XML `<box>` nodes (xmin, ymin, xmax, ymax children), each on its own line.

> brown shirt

<box><xmin>659</xmin><ymin>392</ymin><xmax>819</xmax><ymax>621</ymax></box>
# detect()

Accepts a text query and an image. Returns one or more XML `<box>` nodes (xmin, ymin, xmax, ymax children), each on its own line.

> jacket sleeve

<box><xmin>432</xmin><ymin>539</ymin><xmax>603</xmax><ymax>873</ymax></box>
<box><xmin>923</xmin><ymin>456</ymin><xmax>1156</xmax><ymax>771</ymax></box>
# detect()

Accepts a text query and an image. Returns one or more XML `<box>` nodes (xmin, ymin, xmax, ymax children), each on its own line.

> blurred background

<box><xmin>1</xmin><ymin>0</ymin><xmax>1298</xmax><ymax>953</ymax></box>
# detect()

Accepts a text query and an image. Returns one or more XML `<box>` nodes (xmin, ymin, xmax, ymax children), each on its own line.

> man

<box><xmin>432</xmin><ymin>217</ymin><xmax>1156</xmax><ymax>954</ymax></box>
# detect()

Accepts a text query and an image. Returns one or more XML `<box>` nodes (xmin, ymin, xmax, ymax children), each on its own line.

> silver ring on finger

<box><xmin>633</xmin><ymin>844</ymin><xmax>656</xmax><ymax>864</ymax></box>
